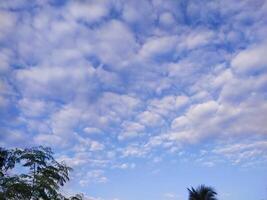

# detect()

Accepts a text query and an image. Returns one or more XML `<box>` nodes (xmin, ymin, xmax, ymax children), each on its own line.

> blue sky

<box><xmin>0</xmin><ymin>0</ymin><xmax>267</xmax><ymax>199</ymax></box>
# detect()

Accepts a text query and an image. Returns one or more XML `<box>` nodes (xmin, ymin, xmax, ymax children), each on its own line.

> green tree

<box><xmin>188</xmin><ymin>185</ymin><xmax>218</xmax><ymax>200</ymax></box>
<box><xmin>0</xmin><ymin>146</ymin><xmax>83</xmax><ymax>200</ymax></box>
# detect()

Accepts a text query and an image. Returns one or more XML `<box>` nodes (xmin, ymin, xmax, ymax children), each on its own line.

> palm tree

<box><xmin>188</xmin><ymin>185</ymin><xmax>218</xmax><ymax>200</ymax></box>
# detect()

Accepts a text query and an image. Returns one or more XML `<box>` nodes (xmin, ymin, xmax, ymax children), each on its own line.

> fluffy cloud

<box><xmin>18</xmin><ymin>98</ymin><xmax>53</xmax><ymax>117</ymax></box>
<box><xmin>159</xmin><ymin>12</ymin><xmax>176</xmax><ymax>28</ymax></box>
<box><xmin>1</xmin><ymin>0</ymin><xmax>267</xmax><ymax>194</ymax></box>
<box><xmin>92</xmin><ymin>20</ymin><xmax>138</xmax><ymax>67</ymax></box>
<box><xmin>137</xmin><ymin>111</ymin><xmax>165</xmax><ymax>128</ymax></box>
<box><xmin>66</xmin><ymin>0</ymin><xmax>111</xmax><ymax>24</ymax></box>
<box><xmin>231</xmin><ymin>42</ymin><xmax>267</xmax><ymax>74</ymax></box>
<box><xmin>114</xmin><ymin>163</ymin><xmax>136</xmax><ymax>170</ymax></box>
<box><xmin>213</xmin><ymin>140</ymin><xmax>267</xmax><ymax>166</ymax></box>
<box><xmin>148</xmin><ymin>95</ymin><xmax>189</xmax><ymax>117</ymax></box>
<box><xmin>0</xmin><ymin>10</ymin><xmax>17</xmax><ymax>40</ymax></box>
<box><xmin>119</xmin><ymin>121</ymin><xmax>145</xmax><ymax>140</ymax></box>
<box><xmin>83</xmin><ymin>127</ymin><xmax>103</xmax><ymax>135</ymax></box>
<box><xmin>179</xmin><ymin>29</ymin><xmax>214</xmax><ymax>50</ymax></box>
<box><xmin>138</xmin><ymin>36</ymin><xmax>178</xmax><ymax>60</ymax></box>
<box><xmin>15</xmin><ymin>65</ymin><xmax>94</xmax><ymax>99</ymax></box>
<box><xmin>79</xmin><ymin>170</ymin><xmax>108</xmax><ymax>186</ymax></box>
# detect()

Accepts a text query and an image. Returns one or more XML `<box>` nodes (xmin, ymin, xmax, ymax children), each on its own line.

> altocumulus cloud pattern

<box><xmin>0</xmin><ymin>0</ymin><xmax>267</xmax><ymax>200</ymax></box>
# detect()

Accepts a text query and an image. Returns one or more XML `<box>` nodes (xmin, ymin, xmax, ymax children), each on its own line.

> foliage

<box><xmin>0</xmin><ymin>146</ymin><xmax>82</xmax><ymax>200</ymax></box>
<box><xmin>188</xmin><ymin>185</ymin><xmax>218</xmax><ymax>200</ymax></box>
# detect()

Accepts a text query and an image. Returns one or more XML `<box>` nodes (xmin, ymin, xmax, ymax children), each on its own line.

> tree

<box><xmin>188</xmin><ymin>185</ymin><xmax>218</xmax><ymax>200</ymax></box>
<box><xmin>0</xmin><ymin>146</ymin><xmax>82</xmax><ymax>200</ymax></box>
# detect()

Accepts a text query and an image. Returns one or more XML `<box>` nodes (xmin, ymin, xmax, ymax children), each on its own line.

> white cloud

<box><xmin>122</xmin><ymin>145</ymin><xmax>147</xmax><ymax>158</ymax></box>
<box><xmin>186</xmin><ymin>101</ymin><xmax>219</xmax><ymax>122</ymax></box>
<box><xmin>0</xmin><ymin>10</ymin><xmax>16</xmax><ymax>40</ymax></box>
<box><xmin>114</xmin><ymin>163</ymin><xmax>136</xmax><ymax>170</ymax></box>
<box><xmin>201</xmin><ymin>161</ymin><xmax>215</xmax><ymax>167</ymax></box>
<box><xmin>0</xmin><ymin>129</ymin><xmax>30</xmax><ymax>147</ymax></box>
<box><xmin>34</xmin><ymin>134</ymin><xmax>65</xmax><ymax>148</ymax></box>
<box><xmin>80</xmin><ymin>170</ymin><xmax>108</xmax><ymax>186</ymax></box>
<box><xmin>164</xmin><ymin>192</ymin><xmax>177</xmax><ymax>200</ymax></box>
<box><xmin>222</xmin><ymin>95</ymin><xmax>267</xmax><ymax>135</ymax></box>
<box><xmin>0</xmin><ymin>96</ymin><xmax>8</xmax><ymax>108</ymax></box>
<box><xmin>51</xmin><ymin>104</ymin><xmax>82</xmax><ymax>136</ymax></box>
<box><xmin>83</xmin><ymin>127</ymin><xmax>103</xmax><ymax>135</ymax></box>
<box><xmin>97</xmin><ymin>92</ymin><xmax>141</xmax><ymax>124</ymax></box>
<box><xmin>93</xmin><ymin>20</ymin><xmax>138</xmax><ymax>67</ymax></box>
<box><xmin>212</xmin><ymin>69</ymin><xmax>234</xmax><ymax>89</ymax></box>
<box><xmin>179</xmin><ymin>29</ymin><xmax>214</xmax><ymax>50</ymax></box>
<box><xmin>171</xmin><ymin>116</ymin><xmax>189</xmax><ymax>130</ymax></box>
<box><xmin>90</xmin><ymin>140</ymin><xmax>105</xmax><ymax>151</ymax></box>
<box><xmin>0</xmin><ymin>79</ymin><xmax>13</xmax><ymax>109</ymax></box>
<box><xmin>18</xmin><ymin>98</ymin><xmax>52</xmax><ymax>117</ymax></box>
<box><xmin>167</xmin><ymin>60</ymin><xmax>196</xmax><ymax>80</ymax></box>
<box><xmin>214</xmin><ymin>141</ymin><xmax>267</xmax><ymax>155</ymax></box>
<box><xmin>166</xmin><ymin>87</ymin><xmax>267</xmax><ymax>144</ymax></box>
<box><xmin>148</xmin><ymin>95</ymin><xmax>189</xmax><ymax>117</ymax></box>
<box><xmin>67</xmin><ymin>1</ymin><xmax>110</xmax><ymax>24</ymax></box>
<box><xmin>139</xmin><ymin>36</ymin><xmax>177</xmax><ymax>59</ymax></box>
<box><xmin>231</xmin><ymin>42</ymin><xmax>267</xmax><ymax>74</ymax></box>
<box><xmin>0</xmin><ymin>49</ymin><xmax>12</xmax><ymax>73</ymax></box>
<box><xmin>57</xmin><ymin>152</ymin><xmax>109</xmax><ymax>168</ymax></box>
<box><xmin>159</xmin><ymin>12</ymin><xmax>176</xmax><ymax>28</ymax></box>
<box><xmin>1</xmin><ymin>0</ymin><xmax>267</xmax><ymax>190</ymax></box>
<box><xmin>119</xmin><ymin>121</ymin><xmax>145</xmax><ymax>140</ymax></box>
<box><xmin>15</xmin><ymin>65</ymin><xmax>94</xmax><ymax>99</ymax></box>
<box><xmin>122</xmin><ymin>0</ymin><xmax>155</xmax><ymax>30</ymax></box>
<box><xmin>76</xmin><ymin>134</ymin><xmax>105</xmax><ymax>151</ymax></box>
<box><xmin>137</xmin><ymin>111</ymin><xmax>165</xmax><ymax>127</ymax></box>
<box><xmin>145</xmin><ymin>135</ymin><xmax>165</xmax><ymax>149</ymax></box>
<box><xmin>213</xmin><ymin>140</ymin><xmax>267</xmax><ymax>165</ymax></box>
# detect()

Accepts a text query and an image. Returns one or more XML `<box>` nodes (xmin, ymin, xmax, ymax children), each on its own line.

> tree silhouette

<box><xmin>188</xmin><ymin>185</ymin><xmax>218</xmax><ymax>200</ymax></box>
<box><xmin>0</xmin><ymin>146</ymin><xmax>83</xmax><ymax>200</ymax></box>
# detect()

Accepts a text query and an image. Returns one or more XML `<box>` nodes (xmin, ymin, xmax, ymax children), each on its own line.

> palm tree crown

<box><xmin>188</xmin><ymin>185</ymin><xmax>218</xmax><ymax>200</ymax></box>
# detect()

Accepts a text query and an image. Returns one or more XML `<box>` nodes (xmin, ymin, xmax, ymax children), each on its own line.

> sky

<box><xmin>0</xmin><ymin>0</ymin><xmax>267</xmax><ymax>199</ymax></box>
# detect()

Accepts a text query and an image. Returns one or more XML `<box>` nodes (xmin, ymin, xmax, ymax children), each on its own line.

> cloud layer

<box><xmin>1</xmin><ymin>0</ymin><xmax>267</xmax><ymax>199</ymax></box>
